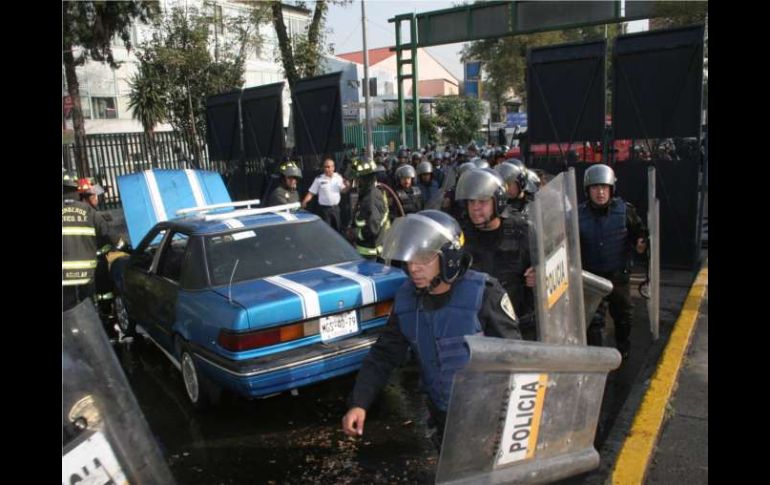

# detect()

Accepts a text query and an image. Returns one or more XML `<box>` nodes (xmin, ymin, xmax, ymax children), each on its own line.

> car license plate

<box><xmin>62</xmin><ymin>430</ymin><xmax>127</xmax><ymax>484</ymax></box>
<box><xmin>320</xmin><ymin>310</ymin><xmax>358</xmax><ymax>342</ymax></box>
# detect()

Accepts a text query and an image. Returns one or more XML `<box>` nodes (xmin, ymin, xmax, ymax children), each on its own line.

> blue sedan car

<box><xmin>112</xmin><ymin>169</ymin><xmax>406</xmax><ymax>409</ymax></box>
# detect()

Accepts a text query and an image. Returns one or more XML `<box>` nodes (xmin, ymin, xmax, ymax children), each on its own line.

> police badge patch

<box><xmin>501</xmin><ymin>293</ymin><xmax>517</xmax><ymax>321</ymax></box>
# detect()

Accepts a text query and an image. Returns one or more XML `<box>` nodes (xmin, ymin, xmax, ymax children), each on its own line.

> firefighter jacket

<box><xmin>62</xmin><ymin>197</ymin><xmax>98</xmax><ymax>287</ymax></box>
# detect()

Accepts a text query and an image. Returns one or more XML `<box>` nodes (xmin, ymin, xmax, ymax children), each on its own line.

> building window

<box><xmin>79</xmin><ymin>90</ymin><xmax>92</xmax><ymax>119</ymax></box>
<box><xmin>287</xmin><ymin>17</ymin><xmax>308</xmax><ymax>39</ymax></box>
<box><xmin>92</xmin><ymin>97</ymin><xmax>117</xmax><ymax>119</ymax></box>
<box><xmin>213</xmin><ymin>4</ymin><xmax>224</xmax><ymax>37</ymax></box>
<box><xmin>363</xmin><ymin>77</ymin><xmax>377</xmax><ymax>97</ymax></box>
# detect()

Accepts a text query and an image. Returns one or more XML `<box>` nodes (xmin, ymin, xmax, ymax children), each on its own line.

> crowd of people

<box><xmin>63</xmin><ymin>140</ymin><xmax>648</xmax><ymax>452</ymax></box>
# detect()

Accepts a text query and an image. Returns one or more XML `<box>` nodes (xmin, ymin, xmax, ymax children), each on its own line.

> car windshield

<box><xmin>205</xmin><ymin>219</ymin><xmax>362</xmax><ymax>286</ymax></box>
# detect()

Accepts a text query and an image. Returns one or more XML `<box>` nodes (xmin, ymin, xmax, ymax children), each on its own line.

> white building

<box><xmin>63</xmin><ymin>0</ymin><xmax>311</xmax><ymax>134</ymax></box>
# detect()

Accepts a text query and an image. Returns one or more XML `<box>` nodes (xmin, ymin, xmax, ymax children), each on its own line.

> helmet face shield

<box><xmin>455</xmin><ymin>169</ymin><xmax>504</xmax><ymax>202</ymax></box>
<box><xmin>379</xmin><ymin>214</ymin><xmax>457</xmax><ymax>265</ymax></box>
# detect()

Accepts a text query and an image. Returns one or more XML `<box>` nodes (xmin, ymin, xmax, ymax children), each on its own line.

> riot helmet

<box><xmin>470</xmin><ymin>157</ymin><xmax>490</xmax><ymax>170</ymax></box>
<box><xmin>505</xmin><ymin>158</ymin><xmax>526</xmax><ymax>170</ymax></box>
<box><xmin>455</xmin><ymin>168</ymin><xmax>508</xmax><ymax>217</ymax></box>
<box><xmin>583</xmin><ymin>163</ymin><xmax>616</xmax><ymax>192</ymax></box>
<box><xmin>524</xmin><ymin>170</ymin><xmax>541</xmax><ymax>194</ymax></box>
<box><xmin>395</xmin><ymin>164</ymin><xmax>417</xmax><ymax>180</ymax></box>
<box><xmin>379</xmin><ymin>209</ymin><xmax>470</xmax><ymax>285</ymax></box>
<box><xmin>494</xmin><ymin>161</ymin><xmax>527</xmax><ymax>195</ymax></box>
<box><xmin>457</xmin><ymin>161</ymin><xmax>476</xmax><ymax>177</ymax></box>
<box><xmin>416</xmin><ymin>161</ymin><xmax>433</xmax><ymax>176</ymax></box>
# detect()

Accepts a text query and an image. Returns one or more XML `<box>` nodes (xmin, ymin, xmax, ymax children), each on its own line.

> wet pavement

<box><xmin>115</xmin><ymin>337</ymin><xmax>439</xmax><ymax>484</ymax></box>
<box><xmin>110</xmin><ymin>264</ymin><xmax>697</xmax><ymax>485</ymax></box>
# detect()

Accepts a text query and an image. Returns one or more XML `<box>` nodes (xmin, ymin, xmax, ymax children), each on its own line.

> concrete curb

<box><xmin>609</xmin><ymin>264</ymin><xmax>708</xmax><ymax>484</ymax></box>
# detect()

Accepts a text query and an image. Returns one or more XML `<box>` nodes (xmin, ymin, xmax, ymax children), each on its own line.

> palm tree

<box><xmin>63</xmin><ymin>1</ymin><xmax>159</xmax><ymax>176</ymax></box>
<box><xmin>128</xmin><ymin>63</ymin><xmax>167</xmax><ymax>168</ymax></box>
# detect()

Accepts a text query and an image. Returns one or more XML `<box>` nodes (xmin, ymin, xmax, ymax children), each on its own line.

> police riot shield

<box><xmin>582</xmin><ymin>270</ymin><xmax>613</xmax><ymax>327</ymax></box>
<box><xmin>63</xmin><ymin>299</ymin><xmax>176</xmax><ymax>484</ymax></box>
<box><xmin>529</xmin><ymin>169</ymin><xmax>586</xmax><ymax>345</ymax></box>
<box><xmin>436</xmin><ymin>336</ymin><xmax>621</xmax><ymax>484</ymax></box>
<box><xmin>647</xmin><ymin>167</ymin><xmax>661</xmax><ymax>340</ymax></box>
<box><xmin>425</xmin><ymin>164</ymin><xmax>457</xmax><ymax>210</ymax></box>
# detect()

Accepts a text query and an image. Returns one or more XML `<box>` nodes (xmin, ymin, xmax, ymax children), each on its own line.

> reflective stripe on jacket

<box><xmin>62</xmin><ymin>198</ymin><xmax>97</xmax><ymax>286</ymax></box>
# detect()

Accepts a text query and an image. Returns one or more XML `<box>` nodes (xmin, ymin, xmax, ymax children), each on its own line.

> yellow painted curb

<box><xmin>611</xmin><ymin>266</ymin><xmax>708</xmax><ymax>485</ymax></box>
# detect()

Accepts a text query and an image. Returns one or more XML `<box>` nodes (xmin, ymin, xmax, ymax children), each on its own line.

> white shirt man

<box><xmin>302</xmin><ymin>159</ymin><xmax>350</xmax><ymax>231</ymax></box>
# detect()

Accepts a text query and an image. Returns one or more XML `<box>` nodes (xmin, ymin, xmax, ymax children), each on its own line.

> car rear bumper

<box><xmin>190</xmin><ymin>327</ymin><xmax>383</xmax><ymax>398</ymax></box>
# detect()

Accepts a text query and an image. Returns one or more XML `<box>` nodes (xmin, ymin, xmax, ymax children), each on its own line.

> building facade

<box><xmin>62</xmin><ymin>0</ymin><xmax>311</xmax><ymax>134</ymax></box>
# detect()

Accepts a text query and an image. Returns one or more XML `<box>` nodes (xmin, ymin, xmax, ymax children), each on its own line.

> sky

<box><xmin>325</xmin><ymin>1</ymin><xmax>650</xmax><ymax>82</ymax></box>
<box><xmin>325</xmin><ymin>0</ymin><xmax>467</xmax><ymax>81</ymax></box>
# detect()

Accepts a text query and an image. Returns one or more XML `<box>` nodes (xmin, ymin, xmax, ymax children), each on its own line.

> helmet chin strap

<box><xmin>474</xmin><ymin>218</ymin><xmax>491</xmax><ymax>229</ymax></box>
<box><xmin>415</xmin><ymin>275</ymin><xmax>443</xmax><ymax>296</ymax></box>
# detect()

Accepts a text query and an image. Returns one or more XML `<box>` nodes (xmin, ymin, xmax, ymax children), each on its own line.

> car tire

<box><xmin>177</xmin><ymin>339</ymin><xmax>221</xmax><ymax>410</ymax></box>
<box><xmin>113</xmin><ymin>295</ymin><xmax>136</xmax><ymax>337</ymax></box>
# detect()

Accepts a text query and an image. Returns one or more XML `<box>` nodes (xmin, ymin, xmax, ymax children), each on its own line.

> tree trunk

<box><xmin>148</xmin><ymin>130</ymin><xmax>158</xmax><ymax>168</ymax></box>
<box><xmin>271</xmin><ymin>1</ymin><xmax>298</xmax><ymax>86</ymax></box>
<box><xmin>63</xmin><ymin>43</ymin><xmax>89</xmax><ymax>177</ymax></box>
<box><xmin>186</xmin><ymin>81</ymin><xmax>202</xmax><ymax>169</ymax></box>
<box><xmin>305</xmin><ymin>0</ymin><xmax>327</xmax><ymax>78</ymax></box>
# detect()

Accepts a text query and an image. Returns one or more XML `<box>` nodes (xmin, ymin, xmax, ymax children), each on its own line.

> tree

<box><xmin>127</xmin><ymin>61</ymin><xmax>167</xmax><ymax>165</ymax></box>
<box><xmin>462</xmin><ymin>30</ymin><xmax>564</xmax><ymax>117</ymax></box>
<box><xmin>269</xmin><ymin>1</ymin><xmax>351</xmax><ymax>86</ymax></box>
<box><xmin>379</xmin><ymin>104</ymin><xmax>438</xmax><ymax>144</ymax></box>
<box><xmin>134</xmin><ymin>5</ymin><xmax>265</xmax><ymax>165</ymax></box>
<box><xmin>649</xmin><ymin>1</ymin><xmax>708</xmax><ymax>30</ymax></box>
<box><xmin>62</xmin><ymin>1</ymin><xmax>159</xmax><ymax>176</ymax></box>
<box><xmin>434</xmin><ymin>96</ymin><xmax>484</xmax><ymax>145</ymax></box>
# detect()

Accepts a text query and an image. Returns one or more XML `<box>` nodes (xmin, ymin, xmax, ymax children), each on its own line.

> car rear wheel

<box><xmin>177</xmin><ymin>340</ymin><xmax>220</xmax><ymax>410</ymax></box>
<box><xmin>113</xmin><ymin>296</ymin><xmax>135</xmax><ymax>336</ymax></box>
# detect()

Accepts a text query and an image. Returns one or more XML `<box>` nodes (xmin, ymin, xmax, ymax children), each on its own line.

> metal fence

<box><xmin>62</xmin><ymin>131</ymin><xmax>272</xmax><ymax>209</ymax></box>
<box><xmin>62</xmin><ymin>126</ymin><xmax>449</xmax><ymax>210</ymax></box>
<box><xmin>343</xmin><ymin>124</ymin><xmax>429</xmax><ymax>151</ymax></box>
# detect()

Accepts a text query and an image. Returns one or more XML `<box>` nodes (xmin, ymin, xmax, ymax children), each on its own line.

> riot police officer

<box><xmin>455</xmin><ymin>168</ymin><xmax>537</xmax><ymax>340</ymax></box>
<box><xmin>394</xmin><ymin>164</ymin><xmax>423</xmax><ymax>214</ymax></box>
<box><xmin>416</xmin><ymin>160</ymin><xmax>439</xmax><ymax>206</ymax></box>
<box><xmin>494</xmin><ymin>160</ymin><xmax>531</xmax><ymax>212</ymax></box>
<box><xmin>341</xmin><ymin>210</ymin><xmax>521</xmax><ymax>448</ymax></box>
<box><xmin>579</xmin><ymin>164</ymin><xmax>647</xmax><ymax>359</ymax></box>
<box><xmin>267</xmin><ymin>160</ymin><xmax>303</xmax><ymax>206</ymax></box>
<box><xmin>350</xmin><ymin>159</ymin><xmax>390</xmax><ymax>259</ymax></box>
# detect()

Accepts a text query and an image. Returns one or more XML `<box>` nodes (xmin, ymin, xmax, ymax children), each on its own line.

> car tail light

<box><xmin>374</xmin><ymin>300</ymin><xmax>393</xmax><ymax>318</ymax></box>
<box><xmin>359</xmin><ymin>300</ymin><xmax>393</xmax><ymax>321</ymax></box>
<box><xmin>218</xmin><ymin>300</ymin><xmax>394</xmax><ymax>352</ymax></box>
<box><xmin>218</xmin><ymin>321</ymin><xmax>307</xmax><ymax>351</ymax></box>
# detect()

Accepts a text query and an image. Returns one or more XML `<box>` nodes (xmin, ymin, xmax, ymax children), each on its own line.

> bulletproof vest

<box><xmin>463</xmin><ymin>214</ymin><xmax>533</xmax><ymax>319</ymax></box>
<box><xmin>579</xmin><ymin>199</ymin><xmax>628</xmax><ymax>275</ymax></box>
<box><xmin>62</xmin><ymin>198</ymin><xmax>98</xmax><ymax>287</ymax></box>
<box><xmin>396</xmin><ymin>186</ymin><xmax>422</xmax><ymax>214</ymax></box>
<box><xmin>419</xmin><ymin>179</ymin><xmax>439</xmax><ymax>204</ymax></box>
<box><xmin>394</xmin><ymin>270</ymin><xmax>486</xmax><ymax>411</ymax></box>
